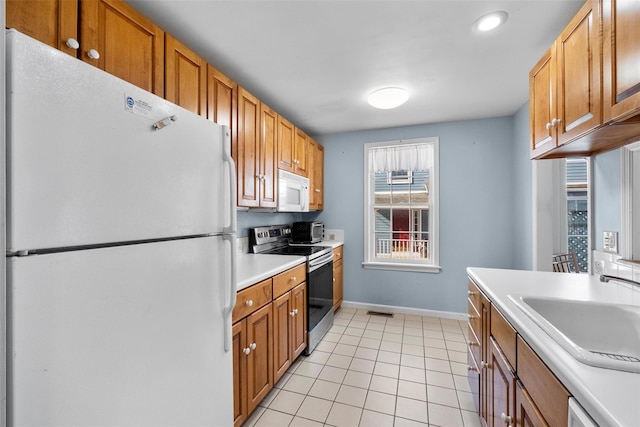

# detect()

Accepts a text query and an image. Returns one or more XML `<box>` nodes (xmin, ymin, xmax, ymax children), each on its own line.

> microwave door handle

<box><xmin>302</xmin><ymin>184</ymin><xmax>309</xmax><ymax>210</ymax></box>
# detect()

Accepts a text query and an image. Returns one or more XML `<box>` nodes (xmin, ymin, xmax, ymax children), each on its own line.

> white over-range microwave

<box><xmin>277</xmin><ymin>169</ymin><xmax>309</xmax><ymax>212</ymax></box>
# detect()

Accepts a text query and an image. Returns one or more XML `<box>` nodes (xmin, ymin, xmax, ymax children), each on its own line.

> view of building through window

<box><xmin>374</xmin><ymin>169</ymin><xmax>430</xmax><ymax>260</ymax></box>
<box><xmin>566</xmin><ymin>158</ymin><xmax>589</xmax><ymax>272</ymax></box>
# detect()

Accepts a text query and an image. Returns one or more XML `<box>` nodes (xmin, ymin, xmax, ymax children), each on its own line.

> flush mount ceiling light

<box><xmin>367</xmin><ymin>87</ymin><xmax>409</xmax><ymax>109</ymax></box>
<box><xmin>473</xmin><ymin>11</ymin><xmax>509</xmax><ymax>32</ymax></box>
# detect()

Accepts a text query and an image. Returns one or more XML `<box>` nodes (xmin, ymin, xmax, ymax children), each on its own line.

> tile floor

<box><xmin>242</xmin><ymin>307</ymin><xmax>483</xmax><ymax>427</ymax></box>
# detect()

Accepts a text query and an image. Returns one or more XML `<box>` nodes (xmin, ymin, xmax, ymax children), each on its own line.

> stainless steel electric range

<box><xmin>249</xmin><ymin>225</ymin><xmax>334</xmax><ymax>355</ymax></box>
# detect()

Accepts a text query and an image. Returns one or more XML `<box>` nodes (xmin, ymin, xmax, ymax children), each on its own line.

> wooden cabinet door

<box><xmin>237</xmin><ymin>88</ymin><xmax>261</xmax><ymax>208</ymax></box>
<box><xmin>488</xmin><ymin>337</ymin><xmax>515</xmax><ymax>427</ymax></box>
<box><xmin>272</xmin><ymin>292</ymin><xmax>292</xmax><ymax>384</ymax></box>
<box><xmin>603</xmin><ymin>0</ymin><xmax>640</xmax><ymax>122</ymax></box>
<box><xmin>291</xmin><ymin>283</ymin><xmax>307</xmax><ymax>359</ymax></box>
<box><xmin>207</xmin><ymin>64</ymin><xmax>237</xmax><ymax>154</ymax></box>
<box><xmin>7</xmin><ymin>0</ymin><xmax>79</xmax><ymax>56</ymax></box>
<box><xmin>80</xmin><ymin>0</ymin><xmax>164</xmax><ymax>96</ymax></box>
<box><xmin>480</xmin><ymin>291</ymin><xmax>492</xmax><ymax>425</ymax></box>
<box><xmin>530</xmin><ymin>45</ymin><xmax>557</xmax><ymax>158</ymax></box>
<box><xmin>232</xmin><ymin>320</ymin><xmax>248</xmax><ymax>427</ymax></box>
<box><xmin>556</xmin><ymin>0</ymin><xmax>601</xmax><ymax>146</ymax></box>
<box><xmin>314</xmin><ymin>142</ymin><xmax>324</xmax><ymax>210</ymax></box>
<box><xmin>333</xmin><ymin>258</ymin><xmax>343</xmax><ymax>311</ymax></box>
<box><xmin>165</xmin><ymin>34</ymin><xmax>206</xmax><ymax>115</ymax></box>
<box><xmin>515</xmin><ymin>380</ymin><xmax>548</xmax><ymax>427</ymax></box>
<box><xmin>294</xmin><ymin>127</ymin><xmax>309</xmax><ymax>177</ymax></box>
<box><xmin>260</xmin><ymin>104</ymin><xmax>278</xmax><ymax>208</ymax></box>
<box><xmin>246</xmin><ymin>303</ymin><xmax>273</xmax><ymax>414</ymax></box>
<box><xmin>308</xmin><ymin>139</ymin><xmax>318</xmax><ymax>210</ymax></box>
<box><xmin>277</xmin><ymin>115</ymin><xmax>296</xmax><ymax>173</ymax></box>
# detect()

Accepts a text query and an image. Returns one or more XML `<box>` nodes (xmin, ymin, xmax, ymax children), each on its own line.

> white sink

<box><xmin>508</xmin><ymin>295</ymin><xmax>640</xmax><ymax>373</ymax></box>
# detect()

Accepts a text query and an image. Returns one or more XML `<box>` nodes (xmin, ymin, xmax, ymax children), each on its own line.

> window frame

<box><xmin>362</xmin><ymin>137</ymin><xmax>441</xmax><ymax>273</ymax></box>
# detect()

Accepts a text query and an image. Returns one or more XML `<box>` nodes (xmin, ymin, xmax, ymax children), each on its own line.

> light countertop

<box><xmin>467</xmin><ymin>267</ymin><xmax>640</xmax><ymax>426</ymax></box>
<box><xmin>290</xmin><ymin>240</ymin><xmax>344</xmax><ymax>249</ymax></box>
<box><xmin>237</xmin><ymin>254</ymin><xmax>306</xmax><ymax>291</ymax></box>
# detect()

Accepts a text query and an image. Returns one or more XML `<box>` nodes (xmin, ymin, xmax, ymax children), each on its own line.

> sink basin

<box><xmin>508</xmin><ymin>295</ymin><xmax>640</xmax><ymax>373</ymax></box>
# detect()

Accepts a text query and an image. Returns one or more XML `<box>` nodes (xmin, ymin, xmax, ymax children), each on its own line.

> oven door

<box><xmin>307</xmin><ymin>259</ymin><xmax>333</xmax><ymax>333</ymax></box>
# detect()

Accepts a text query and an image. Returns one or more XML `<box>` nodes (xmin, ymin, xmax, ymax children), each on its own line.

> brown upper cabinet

<box><xmin>293</xmin><ymin>128</ymin><xmax>310</xmax><ymax>177</ymax></box>
<box><xmin>530</xmin><ymin>0</ymin><xmax>601</xmax><ymax>159</ymax></box>
<box><xmin>530</xmin><ymin>0</ymin><xmax>640</xmax><ymax>159</ymax></box>
<box><xmin>165</xmin><ymin>34</ymin><xmax>207</xmax><ymax>116</ymax></box>
<box><xmin>207</xmin><ymin>65</ymin><xmax>238</xmax><ymax>149</ymax></box>
<box><xmin>277</xmin><ymin>115</ymin><xmax>296</xmax><ymax>172</ymax></box>
<box><xmin>7</xmin><ymin>0</ymin><xmax>165</xmax><ymax>96</ymax></box>
<box><xmin>602</xmin><ymin>0</ymin><xmax>640</xmax><ymax>123</ymax></box>
<box><xmin>7</xmin><ymin>0</ymin><xmax>79</xmax><ymax>56</ymax></box>
<box><xmin>308</xmin><ymin>139</ymin><xmax>324</xmax><ymax>211</ymax></box>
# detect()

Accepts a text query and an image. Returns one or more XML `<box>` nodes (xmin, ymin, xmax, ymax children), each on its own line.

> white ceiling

<box><xmin>126</xmin><ymin>0</ymin><xmax>585</xmax><ymax>136</ymax></box>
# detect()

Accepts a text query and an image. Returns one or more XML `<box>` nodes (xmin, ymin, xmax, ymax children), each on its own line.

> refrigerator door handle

<box><xmin>222</xmin><ymin>233</ymin><xmax>237</xmax><ymax>352</ymax></box>
<box><xmin>221</xmin><ymin>126</ymin><xmax>237</xmax><ymax>235</ymax></box>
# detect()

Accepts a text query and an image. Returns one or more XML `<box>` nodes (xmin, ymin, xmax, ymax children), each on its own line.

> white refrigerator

<box><xmin>5</xmin><ymin>30</ymin><xmax>236</xmax><ymax>426</ymax></box>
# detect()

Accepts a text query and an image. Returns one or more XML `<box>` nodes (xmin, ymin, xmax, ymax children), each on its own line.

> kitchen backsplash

<box><xmin>593</xmin><ymin>250</ymin><xmax>640</xmax><ymax>284</ymax></box>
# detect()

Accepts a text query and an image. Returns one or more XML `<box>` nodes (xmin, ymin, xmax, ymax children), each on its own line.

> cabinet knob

<box><xmin>293</xmin><ymin>308</ymin><xmax>298</xmax><ymax>314</ymax></box>
<box><xmin>65</xmin><ymin>38</ymin><xmax>79</xmax><ymax>50</ymax></box>
<box><xmin>86</xmin><ymin>49</ymin><xmax>100</xmax><ymax>60</ymax></box>
<box><xmin>249</xmin><ymin>342</ymin><xmax>257</xmax><ymax>350</ymax></box>
<box><xmin>500</xmin><ymin>413</ymin><xmax>513</xmax><ymax>426</ymax></box>
<box><xmin>467</xmin><ymin>290</ymin><xmax>475</xmax><ymax>296</ymax></box>
<box><xmin>315</xmin><ymin>189</ymin><xmax>321</xmax><ymax>193</ymax></box>
<box><xmin>245</xmin><ymin>300</ymin><xmax>254</xmax><ymax>307</ymax></box>
<box><xmin>469</xmin><ymin>342</ymin><xmax>477</xmax><ymax>347</ymax></box>
<box><xmin>551</xmin><ymin>118</ymin><xmax>562</xmax><ymax>126</ymax></box>
<box><xmin>545</xmin><ymin>122</ymin><xmax>553</xmax><ymax>130</ymax></box>
<box><xmin>480</xmin><ymin>361</ymin><xmax>489</xmax><ymax>370</ymax></box>
<box><xmin>467</xmin><ymin>365</ymin><xmax>478</xmax><ymax>372</ymax></box>
<box><xmin>290</xmin><ymin>276</ymin><xmax>296</xmax><ymax>282</ymax></box>
<box><xmin>290</xmin><ymin>311</ymin><xmax>296</xmax><ymax>317</ymax></box>
<box><xmin>243</xmin><ymin>347</ymin><xmax>251</xmax><ymax>355</ymax></box>
<box><xmin>333</xmin><ymin>278</ymin><xmax>336</xmax><ymax>282</ymax></box>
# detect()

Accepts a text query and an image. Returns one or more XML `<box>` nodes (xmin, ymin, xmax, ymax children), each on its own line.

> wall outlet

<box><xmin>237</xmin><ymin>237</ymin><xmax>249</xmax><ymax>255</ymax></box>
<box><xmin>593</xmin><ymin>260</ymin><xmax>604</xmax><ymax>275</ymax></box>
<box><xmin>603</xmin><ymin>231</ymin><xmax>618</xmax><ymax>254</ymax></box>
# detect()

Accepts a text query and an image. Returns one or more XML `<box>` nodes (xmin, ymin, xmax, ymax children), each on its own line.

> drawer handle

<box><xmin>467</xmin><ymin>365</ymin><xmax>478</xmax><ymax>372</ymax></box>
<box><xmin>469</xmin><ymin>342</ymin><xmax>477</xmax><ymax>347</ymax></box>
<box><xmin>243</xmin><ymin>347</ymin><xmax>251</xmax><ymax>355</ymax></box>
<box><xmin>500</xmin><ymin>413</ymin><xmax>513</xmax><ymax>426</ymax></box>
<box><xmin>333</xmin><ymin>278</ymin><xmax>336</xmax><ymax>282</ymax></box>
<box><xmin>245</xmin><ymin>300</ymin><xmax>254</xmax><ymax>307</ymax></box>
<box><xmin>468</xmin><ymin>314</ymin><xmax>475</xmax><ymax>320</ymax></box>
<box><xmin>290</xmin><ymin>276</ymin><xmax>297</xmax><ymax>282</ymax></box>
<box><xmin>467</xmin><ymin>291</ymin><xmax>476</xmax><ymax>296</ymax></box>
<box><xmin>249</xmin><ymin>342</ymin><xmax>257</xmax><ymax>350</ymax></box>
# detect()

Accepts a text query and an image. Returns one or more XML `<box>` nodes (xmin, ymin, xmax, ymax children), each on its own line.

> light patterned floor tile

<box><xmin>457</xmin><ymin>390</ymin><xmax>476</xmax><ymax>411</ymax></box>
<box><xmin>374</xmin><ymin>361</ymin><xmax>400</xmax><ymax>379</ymax></box>
<box><xmin>333</xmin><ymin>343</ymin><xmax>357</xmax><ymax>357</ymax></box>
<box><xmin>329</xmin><ymin>325</ymin><xmax>346</xmax><ymax>335</ymax></box>
<box><xmin>333</xmin><ymin>317</ymin><xmax>350</xmax><ymax>326</ymax></box>
<box><xmin>394</xmin><ymin>416</ymin><xmax>430</xmax><ymax>427</ymax></box>
<box><xmin>399</xmin><ymin>366</ymin><xmax>426</xmax><ymax>384</ymax></box>
<box><xmin>338</xmin><ymin>334</ymin><xmax>361</xmax><ymax>346</ymax></box>
<box><xmin>397</xmin><ymin>379</ymin><xmax>427</xmax><ymax>401</ymax></box>
<box><xmin>335</xmin><ymin>384</ymin><xmax>368</xmax><ymax>407</ymax></box>
<box><xmin>344</xmin><ymin>327</ymin><xmax>365</xmax><ymax>337</ymax></box>
<box><xmin>349</xmin><ymin>357</ymin><xmax>376</xmax><ymax>374</ymax></box>
<box><xmin>450</xmin><ymin>361</ymin><xmax>468</xmax><ymax>376</ymax></box>
<box><xmin>362</xmin><ymin>329</ymin><xmax>383</xmax><ymax>340</ymax></box>
<box><xmin>461</xmin><ymin>409</ymin><xmax>483</xmax><ymax>427</ymax></box>
<box><xmin>283</xmin><ymin>374</ymin><xmax>316</xmax><ymax>394</ymax></box>
<box><xmin>326</xmin><ymin>402</ymin><xmax>363</xmax><ymax>427</ymax></box>
<box><xmin>350</xmin><ymin>320</ymin><xmax>368</xmax><ymax>329</ymax></box>
<box><xmin>359</xmin><ymin>337</ymin><xmax>381</xmax><ymax>349</ymax></box>
<box><xmin>428</xmin><ymin>402</ymin><xmax>464</xmax><ymax>426</ymax></box>
<box><xmin>402</xmin><ymin>335</ymin><xmax>424</xmax><ymax>346</ymax></box>
<box><xmin>425</xmin><ymin>357</ymin><xmax>451</xmax><ymax>373</ymax></box>
<box><xmin>425</xmin><ymin>346</ymin><xmax>449</xmax><ymax>360</ymax></box>
<box><xmin>318</xmin><ymin>365</ymin><xmax>347</xmax><ymax>384</ymax></box>
<box><xmin>382</xmin><ymin>333</ymin><xmax>403</xmax><ymax>343</ymax></box>
<box><xmin>453</xmin><ymin>374</ymin><xmax>472</xmax><ymax>392</ymax></box>
<box><xmin>379</xmin><ymin>341</ymin><xmax>402</xmax><ymax>353</ymax></box>
<box><xmin>401</xmin><ymin>354</ymin><xmax>426</xmax><ymax>369</ymax></box>
<box><xmin>378</xmin><ymin>350</ymin><xmax>401</xmax><ymax>365</ymax></box>
<box><xmin>243</xmin><ymin>406</ymin><xmax>265</xmax><ymax>427</ymax></box>
<box><xmin>315</xmin><ymin>340</ymin><xmax>337</xmax><ymax>353</ymax></box>
<box><xmin>426</xmin><ymin>371</ymin><xmax>455</xmax><ymax>389</ymax></box>
<box><xmin>402</xmin><ymin>344</ymin><xmax>425</xmax><ymax>356</ymax></box>
<box><xmin>289</xmin><ymin>415</ymin><xmax>324</xmax><ymax>427</ymax></box>
<box><xmin>366</xmin><ymin>322</ymin><xmax>386</xmax><ymax>331</ymax></box>
<box><xmin>258</xmin><ymin>387</ymin><xmax>280</xmax><ymax>408</ymax></box>
<box><xmin>268</xmin><ymin>389</ymin><xmax>305</xmax><ymax>415</ymax></box>
<box><xmin>304</xmin><ymin>350</ymin><xmax>331</xmax><ymax>365</ymax></box>
<box><xmin>296</xmin><ymin>396</ymin><xmax>333</xmax><ymax>423</ymax></box>
<box><xmin>424</xmin><ymin>338</ymin><xmax>447</xmax><ymax>349</ymax></box>
<box><xmin>359</xmin><ymin>409</ymin><xmax>394</xmax><ymax>427</ymax></box>
<box><xmin>448</xmin><ymin>350</ymin><xmax>468</xmax><ymax>363</ymax></box>
<box><xmin>444</xmin><ymin>332</ymin><xmax>466</xmax><ymax>343</ymax></box>
<box><xmin>343</xmin><ymin>370</ymin><xmax>372</xmax><ymax>389</ymax></box>
<box><xmin>253</xmin><ymin>408</ymin><xmax>293</xmax><ymax>427</ymax></box>
<box><xmin>396</xmin><ymin>396</ymin><xmax>429</xmax><ymax>423</ymax></box>
<box><xmin>364</xmin><ymin>390</ymin><xmax>397</xmax><ymax>415</ymax></box>
<box><xmin>295</xmin><ymin>361</ymin><xmax>324</xmax><ymax>378</ymax></box>
<box><xmin>404</xmin><ymin>327</ymin><xmax>424</xmax><ymax>337</ymax></box>
<box><xmin>369</xmin><ymin>374</ymin><xmax>399</xmax><ymax>395</ymax></box>
<box><xmin>368</xmin><ymin>315</ymin><xmax>388</xmax><ymax>324</ymax></box>
<box><xmin>308</xmin><ymin>379</ymin><xmax>341</xmax><ymax>401</ymax></box>
<box><xmin>446</xmin><ymin>340</ymin><xmax>469</xmax><ymax>352</ymax></box>
<box><xmin>322</xmin><ymin>332</ymin><xmax>342</xmax><ymax>343</ymax></box>
<box><xmin>326</xmin><ymin>353</ymin><xmax>353</xmax><ymax>369</ymax></box>
<box><xmin>427</xmin><ymin>384</ymin><xmax>460</xmax><ymax>408</ymax></box>
<box><xmin>385</xmin><ymin>325</ymin><xmax>404</xmax><ymax>334</ymax></box>
<box><xmin>354</xmin><ymin>346</ymin><xmax>378</xmax><ymax>360</ymax></box>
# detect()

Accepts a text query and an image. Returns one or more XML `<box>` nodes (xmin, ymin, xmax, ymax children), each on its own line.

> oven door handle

<box><xmin>308</xmin><ymin>252</ymin><xmax>334</xmax><ymax>272</ymax></box>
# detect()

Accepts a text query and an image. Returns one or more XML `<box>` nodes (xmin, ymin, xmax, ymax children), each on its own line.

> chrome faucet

<box><xmin>600</xmin><ymin>274</ymin><xmax>640</xmax><ymax>287</ymax></box>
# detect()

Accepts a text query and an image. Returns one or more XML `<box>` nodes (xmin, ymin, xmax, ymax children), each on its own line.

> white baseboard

<box><xmin>340</xmin><ymin>300</ymin><xmax>468</xmax><ymax>321</ymax></box>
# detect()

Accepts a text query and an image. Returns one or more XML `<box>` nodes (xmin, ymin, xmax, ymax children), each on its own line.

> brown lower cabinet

<box><xmin>232</xmin><ymin>264</ymin><xmax>307</xmax><ymax>427</ymax></box>
<box><xmin>333</xmin><ymin>246</ymin><xmax>344</xmax><ymax>311</ymax></box>
<box><xmin>467</xmin><ymin>277</ymin><xmax>570</xmax><ymax>427</ymax></box>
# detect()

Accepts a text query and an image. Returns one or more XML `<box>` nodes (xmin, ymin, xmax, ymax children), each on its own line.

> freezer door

<box><xmin>7</xmin><ymin>236</ymin><xmax>234</xmax><ymax>426</ymax></box>
<box><xmin>6</xmin><ymin>31</ymin><xmax>233</xmax><ymax>252</ymax></box>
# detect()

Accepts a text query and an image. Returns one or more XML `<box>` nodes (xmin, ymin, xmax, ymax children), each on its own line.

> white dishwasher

<box><xmin>568</xmin><ymin>398</ymin><xmax>598</xmax><ymax>427</ymax></box>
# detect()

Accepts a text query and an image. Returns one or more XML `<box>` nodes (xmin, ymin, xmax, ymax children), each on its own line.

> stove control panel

<box><xmin>249</xmin><ymin>224</ymin><xmax>292</xmax><ymax>252</ymax></box>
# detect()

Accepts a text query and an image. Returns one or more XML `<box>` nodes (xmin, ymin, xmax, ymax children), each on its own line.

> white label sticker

<box><xmin>124</xmin><ymin>94</ymin><xmax>153</xmax><ymax>117</ymax></box>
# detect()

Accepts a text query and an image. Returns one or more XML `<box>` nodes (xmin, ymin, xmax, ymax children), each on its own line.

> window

<box><xmin>363</xmin><ymin>138</ymin><xmax>440</xmax><ymax>272</ymax></box>
<box><xmin>565</xmin><ymin>158</ymin><xmax>589</xmax><ymax>272</ymax></box>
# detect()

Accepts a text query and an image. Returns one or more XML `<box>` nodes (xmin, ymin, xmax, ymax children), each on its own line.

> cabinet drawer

<box><xmin>273</xmin><ymin>263</ymin><xmax>306</xmax><ymax>298</ymax></box>
<box><xmin>468</xmin><ymin>279</ymin><xmax>482</xmax><ymax>313</ymax></box>
<box><xmin>490</xmin><ymin>305</ymin><xmax>516</xmax><ymax>369</ymax></box>
<box><xmin>333</xmin><ymin>246</ymin><xmax>343</xmax><ymax>261</ymax></box>
<box><xmin>517</xmin><ymin>336</ymin><xmax>570</xmax><ymax>427</ymax></box>
<box><xmin>468</xmin><ymin>323</ymin><xmax>481</xmax><ymax>370</ymax></box>
<box><xmin>233</xmin><ymin>279</ymin><xmax>272</xmax><ymax>323</ymax></box>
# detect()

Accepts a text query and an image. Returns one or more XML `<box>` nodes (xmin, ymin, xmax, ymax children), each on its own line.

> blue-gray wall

<box><xmin>511</xmin><ymin>103</ymin><xmax>533</xmax><ymax>270</ymax></box>
<box><xmin>592</xmin><ymin>148</ymin><xmax>621</xmax><ymax>251</ymax></box>
<box><xmin>311</xmin><ymin>117</ymin><xmax>517</xmax><ymax>314</ymax></box>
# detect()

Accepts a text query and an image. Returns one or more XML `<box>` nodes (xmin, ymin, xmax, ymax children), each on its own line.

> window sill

<box><xmin>362</xmin><ymin>261</ymin><xmax>442</xmax><ymax>273</ymax></box>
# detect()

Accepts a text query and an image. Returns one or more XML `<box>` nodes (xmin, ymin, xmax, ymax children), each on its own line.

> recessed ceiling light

<box><xmin>367</xmin><ymin>87</ymin><xmax>409</xmax><ymax>109</ymax></box>
<box><xmin>473</xmin><ymin>11</ymin><xmax>508</xmax><ymax>32</ymax></box>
